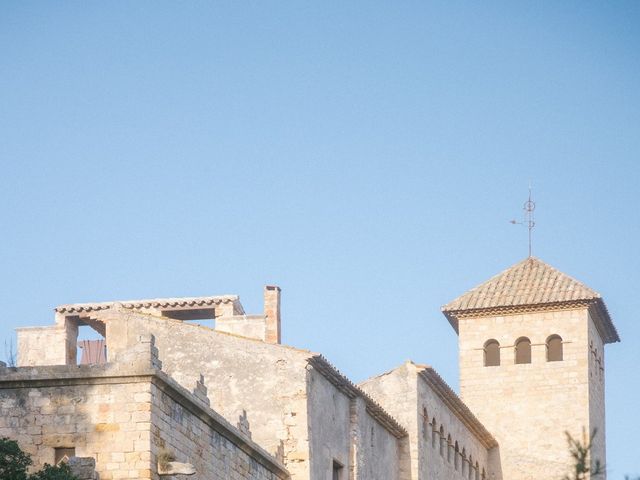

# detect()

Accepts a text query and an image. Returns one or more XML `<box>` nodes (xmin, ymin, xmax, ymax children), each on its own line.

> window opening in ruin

<box><xmin>332</xmin><ymin>460</ymin><xmax>343</xmax><ymax>480</ymax></box>
<box><xmin>54</xmin><ymin>447</ymin><xmax>75</xmax><ymax>465</ymax></box>
<box><xmin>431</xmin><ymin>418</ymin><xmax>437</xmax><ymax>448</ymax></box>
<box><xmin>422</xmin><ymin>407</ymin><xmax>428</xmax><ymax>441</ymax></box>
<box><xmin>468</xmin><ymin>455</ymin><xmax>473</xmax><ymax>479</ymax></box>
<box><xmin>447</xmin><ymin>435</ymin><xmax>452</xmax><ymax>462</ymax></box>
<box><xmin>484</xmin><ymin>339</ymin><xmax>500</xmax><ymax>367</ymax></box>
<box><xmin>370</xmin><ymin>427</ymin><xmax>375</xmax><ymax>448</ymax></box>
<box><xmin>515</xmin><ymin>337</ymin><xmax>531</xmax><ymax>364</ymax></box>
<box><xmin>475</xmin><ymin>461</ymin><xmax>480</xmax><ymax>480</ymax></box>
<box><xmin>546</xmin><ymin>335</ymin><xmax>563</xmax><ymax>361</ymax></box>
<box><xmin>482</xmin><ymin>468</ymin><xmax>486</xmax><ymax>480</ymax></box>
<box><xmin>77</xmin><ymin>324</ymin><xmax>107</xmax><ymax>365</ymax></box>
<box><xmin>454</xmin><ymin>442</ymin><xmax>459</xmax><ymax>470</ymax></box>
<box><xmin>462</xmin><ymin>448</ymin><xmax>467</xmax><ymax>475</ymax></box>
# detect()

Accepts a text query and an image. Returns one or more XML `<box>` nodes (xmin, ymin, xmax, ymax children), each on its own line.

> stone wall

<box><xmin>0</xmin><ymin>366</ymin><xmax>154</xmax><ymax>479</ymax></box>
<box><xmin>307</xmin><ymin>368</ymin><xmax>352</xmax><ymax>478</ymax></box>
<box><xmin>150</xmin><ymin>377</ymin><xmax>287</xmax><ymax>480</ymax></box>
<box><xmin>102</xmin><ymin>309</ymin><xmax>404</xmax><ymax>480</ymax></box>
<box><xmin>359</xmin><ymin>362</ymin><xmax>492</xmax><ymax>480</ymax></box>
<box><xmin>458</xmin><ymin>307</ymin><xmax>596</xmax><ymax>480</ymax></box>
<box><xmin>0</xmin><ymin>361</ymin><xmax>288</xmax><ymax>480</ymax></box>
<box><xmin>587</xmin><ymin>311</ymin><xmax>606</xmax><ymax>476</ymax></box>
<box><xmin>16</xmin><ymin>325</ymin><xmax>70</xmax><ymax>366</ymax></box>
<box><xmin>416</xmin><ymin>371</ymin><xmax>491</xmax><ymax>480</ymax></box>
<box><xmin>351</xmin><ymin>396</ymin><xmax>401</xmax><ymax>479</ymax></box>
<box><xmin>103</xmin><ymin>310</ymin><xmax>312</xmax><ymax>479</ymax></box>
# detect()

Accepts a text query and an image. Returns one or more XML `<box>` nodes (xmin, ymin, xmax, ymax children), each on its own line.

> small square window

<box><xmin>54</xmin><ymin>447</ymin><xmax>75</xmax><ymax>465</ymax></box>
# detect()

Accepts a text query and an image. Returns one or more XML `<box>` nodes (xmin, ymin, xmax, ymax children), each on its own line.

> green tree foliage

<box><xmin>29</xmin><ymin>463</ymin><xmax>77</xmax><ymax>480</ymax></box>
<box><xmin>562</xmin><ymin>429</ymin><xmax>603</xmax><ymax>480</ymax></box>
<box><xmin>0</xmin><ymin>438</ymin><xmax>78</xmax><ymax>480</ymax></box>
<box><xmin>0</xmin><ymin>437</ymin><xmax>32</xmax><ymax>480</ymax></box>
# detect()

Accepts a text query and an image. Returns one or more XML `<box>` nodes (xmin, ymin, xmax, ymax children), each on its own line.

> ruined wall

<box><xmin>105</xmin><ymin>311</ymin><xmax>312</xmax><ymax>479</ymax></box>
<box><xmin>458</xmin><ymin>308</ymin><xmax>592</xmax><ymax>480</ymax></box>
<box><xmin>359</xmin><ymin>362</ymin><xmax>491</xmax><ymax>480</ymax></box>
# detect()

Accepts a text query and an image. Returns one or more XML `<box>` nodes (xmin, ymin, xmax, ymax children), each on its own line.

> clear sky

<box><xmin>1</xmin><ymin>2</ymin><xmax>639</xmax><ymax>477</ymax></box>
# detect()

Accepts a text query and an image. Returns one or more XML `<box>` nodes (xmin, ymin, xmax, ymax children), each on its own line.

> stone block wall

<box><xmin>359</xmin><ymin>362</ymin><xmax>493</xmax><ymax>480</ymax></box>
<box><xmin>350</xmin><ymin>396</ymin><xmax>401</xmax><ymax>480</ymax></box>
<box><xmin>150</xmin><ymin>377</ymin><xmax>287</xmax><ymax>480</ymax></box>
<box><xmin>306</xmin><ymin>368</ymin><xmax>352</xmax><ymax>477</ymax></box>
<box><xmin>103</xmin><ymin>310</ymin><xmax>312</xmax><ymax>479</ymax></box>
<box><xmin>0</xmin><ymin>367</ymin><xmax>154</xmax><ymax>479</ymax></box>
<box><xmin>416</xmin><ymin>372</ymin><xmax>491</xmax><ymax>480</ymax></box>
<box><xmin>0</xmin><ymin>362</ymin><xmax>289</xmax><ymax>480</ymax></box>
<box><xmin>16</xmin><ymin>326</ymin><xmax>70</xmax><ymax>366</ymax></box>
<box><xmin>587</xmin><ymin>311</ymin><xmax>606</xmax><ymax>475</ymax></box>
<box><xmin>458</xmin><ymin>308</ymin><xmax>595</xmax><ymax>480</ymax></box>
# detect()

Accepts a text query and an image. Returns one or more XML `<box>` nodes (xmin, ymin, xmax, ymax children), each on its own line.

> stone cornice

<box><xmin>443</xmin><ymin>298</ymin><xmax>620</xmax><ymax>344</ymax></box>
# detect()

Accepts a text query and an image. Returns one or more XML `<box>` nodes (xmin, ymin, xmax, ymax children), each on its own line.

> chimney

<box><xmin>264</xmin><ymin>285</ymin><xmax>281</xmax><ymax>344</ymax></box>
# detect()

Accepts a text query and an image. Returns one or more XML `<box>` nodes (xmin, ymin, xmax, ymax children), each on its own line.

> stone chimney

<box><xmin>264</xmin><ymin>285</ymin><xmax>281</xmax><ymax>344</ymax></box>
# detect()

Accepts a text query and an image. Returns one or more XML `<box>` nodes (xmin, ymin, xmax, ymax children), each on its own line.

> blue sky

<box><xmin>1</xmin><ymin>1</ymin><xmax>639</xmax><ymax>477</ymax></box>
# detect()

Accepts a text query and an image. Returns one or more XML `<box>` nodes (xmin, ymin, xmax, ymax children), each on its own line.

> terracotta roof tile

<box><xmin>442</xmin><ymin>257</ymin><xmax>620</xmax><ymax>344</ymax></box>
<box><xmin>55</xmin><ymin>295</ymin><xmax>243</xmax><ymax>314</ymax></box>
<box><xmin>443</xmin><ymin>257</ymin><xmax>599</xmax><ymax>311</ymax></box>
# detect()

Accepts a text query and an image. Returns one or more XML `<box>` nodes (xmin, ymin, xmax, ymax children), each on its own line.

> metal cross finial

<box><xmin>510</xmin><ymin>187</ymin><xmax>536</xmax><ymax>257</ymax></box>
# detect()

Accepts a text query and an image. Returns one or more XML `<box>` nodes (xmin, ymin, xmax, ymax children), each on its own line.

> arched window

<box><xmin>447</xmin><ymin>435</ymin><xmax>452</xmax><ymax>462</ymax></box>
<box><xmin>546</xmin><ymin>335</ymin><xmax>563</xmax><ymax>361</ymax></box>
<box><xmin>439</xmin><ymin>426</ymin><xmax>445</xmax><ymax>456</ymax></box>
<box><xmin>515</xmin><ymin>337</ymin><xmax>531</xmax><ymax>364</ymax></box>
<box><xmin>431</xmin><ymin>418</ymin><xmax>437</xmax><ymax>447</ymax></box>
<box><xmin>484</xmin><ymin>339</ymin><xmax>500</xmax><ymax>366</ymax></box>
<box><xmin>468</xmin><ymin>455</ymin><xmax>473</xmax><ymax>479</ymax></box>
<box><xmin>462</xmin><ymin>448</ymin><xmax>467</xmax><ymax>475</ymax></box>
<box><xmin>422</xmin><ymin>407</ymin><xmax>429</xmax><ymax>440</ymax></box>
<box><xmin>481</xmin><ymin>468</ymin><xmax>486</xmax><ymax>480</ymax></box>
<box><xmin>454</xmin><ymin>442</ymin><xmax>459</xmax><ymax>470</ymax></box>
<box><xmin>475</xmin><ymin>461</ymin><xmax>480</xmax><ymax>480</ymax></box>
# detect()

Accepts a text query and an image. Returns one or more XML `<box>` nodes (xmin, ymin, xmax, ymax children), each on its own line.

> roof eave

<box><xmin>443</xmin><ymin>299</ymin><xmax>621</xmax><ymax>344</ymax></box>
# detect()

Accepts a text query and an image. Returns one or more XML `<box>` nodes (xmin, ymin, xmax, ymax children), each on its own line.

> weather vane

<box><xmin>510</xmin><ymin>187</ymin><xmax>536</xmax><ymax>257</ymax></box>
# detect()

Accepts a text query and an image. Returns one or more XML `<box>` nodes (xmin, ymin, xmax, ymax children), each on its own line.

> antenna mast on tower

<box><xmin>510</xmin><ymin>187</ymin><xmax>536</xmax><ymax>257</ymax></box>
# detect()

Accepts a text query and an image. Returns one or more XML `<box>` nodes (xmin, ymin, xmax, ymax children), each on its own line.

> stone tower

<box><xmin>442</xmin><ymin>257</ymin><xmax>619</xmax><ymax>480</ymax></box>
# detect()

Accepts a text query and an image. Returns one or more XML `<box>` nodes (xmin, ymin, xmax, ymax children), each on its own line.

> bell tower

<box><xmin>442</xmin><ymin>257</ymin><xmax>619</xmax><ymax>480</ymax></box>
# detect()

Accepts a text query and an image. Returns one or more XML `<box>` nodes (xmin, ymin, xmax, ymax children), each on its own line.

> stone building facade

<box><xmin>1</xmin><ymin>257</ymin><xmax>619</xmax><ymax>479</ymax></box>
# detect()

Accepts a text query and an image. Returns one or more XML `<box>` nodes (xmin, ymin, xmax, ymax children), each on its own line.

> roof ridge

<box><xmin>442</xmin><ymin>257</ymin><xmax>600</xmax><ymax>313</ymax></box>
<box><xmin>440</xmin><ymin>257</ymin><xmax>619</xmax><ymax>344</ymax></box>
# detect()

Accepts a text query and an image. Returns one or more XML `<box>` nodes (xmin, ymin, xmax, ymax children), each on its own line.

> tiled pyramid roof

<box><xmin>442</xmin><ymin>257</ymin><xmax>620</xmax><ymax>343</ymax></box>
